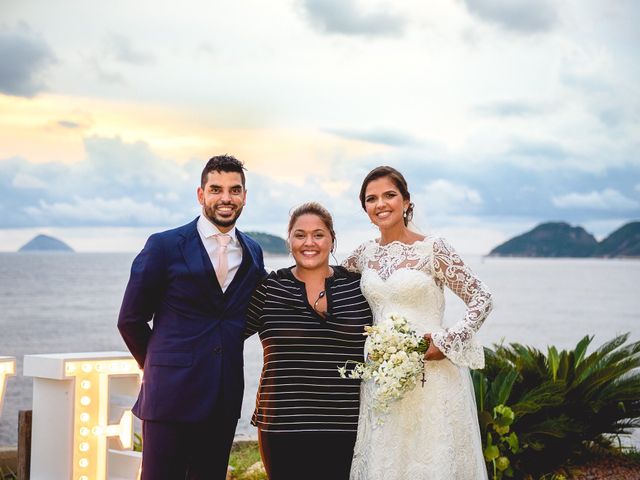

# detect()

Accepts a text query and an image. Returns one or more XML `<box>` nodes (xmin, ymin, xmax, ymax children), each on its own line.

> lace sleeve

<box><xmin>430</xmin><ymin>238</ymin><xmax>493</xmax><ymax>369</ymax></box>
<box><xmin>341</xmin><ymin>242</ymin><xmax>367</xmax><ymax>273</ymax></box>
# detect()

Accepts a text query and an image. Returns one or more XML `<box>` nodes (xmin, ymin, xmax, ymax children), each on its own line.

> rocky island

<box><xmin>490</xmin><ymin>221</ymin><xmax>640</xmax><ymax>258</ymax></box>
<box><xmin>18</xmin><ymin>234</ymin><xmax>74</xmax><ymax>252</ymax></box>
<box><xmin>593</xmin><ymin>221</ymin><xmax>640</xmax><ymax>258</ymax></box>
<box><xmin>15</xmin><ymin>232</ymin><xmax>288</xmax><ymax>254</ymax></box>
<box><xmin>245</xmin><ymin>232</ymin><xmax>288</xmax><ymax>255</ymax></box>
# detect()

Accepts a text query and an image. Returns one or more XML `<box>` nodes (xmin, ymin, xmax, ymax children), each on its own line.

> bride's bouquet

<box><xmin>338</xmin><ymin>313</ymin><xmax>430</xmax><ymax>418</ymax></box>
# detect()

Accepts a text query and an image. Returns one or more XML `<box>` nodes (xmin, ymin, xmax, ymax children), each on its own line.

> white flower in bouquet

<box><xmin>338</xmin><ymin>313</ymin><xmax>430</xmax><ymax>420</ymax></box>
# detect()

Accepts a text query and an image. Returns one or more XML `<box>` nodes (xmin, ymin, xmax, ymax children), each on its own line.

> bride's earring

<box><xmin>403</xmin><ymin>210</ymin><xmax>407</xmax><ymax>218</ymax></box>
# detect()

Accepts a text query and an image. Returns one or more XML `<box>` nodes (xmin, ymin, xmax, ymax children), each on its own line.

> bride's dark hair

<box><xmin>359</xmin><ymin>166</ymin><xmax>414</xmax><ymax>226</ymax></box>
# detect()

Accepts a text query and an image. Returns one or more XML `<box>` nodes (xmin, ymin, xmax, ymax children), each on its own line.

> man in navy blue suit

<box><xmin>118</xmin><ymin>155</ymin><xmax>265</xmax><ymax>479</ymax></box>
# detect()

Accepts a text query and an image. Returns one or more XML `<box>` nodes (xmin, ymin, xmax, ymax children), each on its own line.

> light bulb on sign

<box><xmin>64</xmin><ymin>357</ymin><xmax>142</xmax><ymax>480</ymax></box>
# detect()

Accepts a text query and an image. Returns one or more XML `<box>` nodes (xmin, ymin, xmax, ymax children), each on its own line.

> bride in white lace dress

<box><xmin>343</xmin><ymin>166</ymin><xmax>493</xmax><ymax>480</ymax></box>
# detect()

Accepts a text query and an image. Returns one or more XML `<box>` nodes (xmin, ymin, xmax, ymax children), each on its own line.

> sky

<box><xmin>0</xmin><ymin>0</ymin><xmax>638</xmax><ymax>254</ymax></box>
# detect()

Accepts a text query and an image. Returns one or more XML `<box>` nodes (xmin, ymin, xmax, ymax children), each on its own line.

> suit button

<box><xmin>213</xmin><ymin>347</ymin><xmax>222</xmax><ymax>354</ymax></box>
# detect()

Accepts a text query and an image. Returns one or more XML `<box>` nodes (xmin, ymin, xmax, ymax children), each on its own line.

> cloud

<box><xmin>461</xmin><ymin>0</ymin><xmax>558</xmax><ymax>34</ymax></box>
<box><xmin>326</xmin><ymin>127</ymin><xmax>420</xmax><ymax>146</ymax></box>
<box><xmin>416</xmin><ymin>179</ymin><xmax>483</xmax><ymax>215</ymax></box>
<box><xmin>105</xmin><ymin>34</ymin><xmax>155</xmax><ymax>65</ymax></box>
<box><xmin>0</xmin><ymin>136</ymin><xmax>356</xmax><ymax>233</ymax></box>
<box><xmin>90</xmin><ymin>58</ymin><xmax>127</xmax><ymax>85</ymax></box>
<box><xmin>320</xmin><ymin>180</ymin><xmax>351</xmax><ymax>197</ymax></box>
<box><xmin>561</xmin><ymin>71</ymin><xmax>611</xmax><ymax>94</ymax></box>
<box><xmin>242</xmin><ymin>172</ymin><xmax>348</xmax><ymax>230</ymax></box>
<box><xmin>196</xmin><ymin>42</ymin><xmax>217</xmax><ymax>57</ymax></box>
<box><xmin>85</xmin><ymin>34</ymin><xmax>154</xmax><ymax>85</ymax></box>
<box><xmin>58</xmin><ymin>120</ymin><xmax>81</xmax><ymax>129</ymax></box>
<box><xmin>300</xmin><ymin>0</ymin><xmax>406</xmax><ymax>36</ymax></box>
<box><xmin>11</xmin><ymin>172</ymin><xmax>47</xmax><ymax>189</ymax></box>
<box><xmin>505</xmin><ymin>138</ymin><xmax>570</xmax><ymax>170</ymax></box>
<box><xmin>0</xmin><ymin>23</ymin><xmax>56</xmax><ymax>97</ymax></box>
<box><xmin>0</xmin><ymin>137</ymin><xmax>196</xmax><ymax>228</ymax></box>
<box><xmin>552</xmin><ymin>189</ymin><xmax>640</xmax><ymax>211</ymax></box>
<box><xmin>347</xmin><ymin>153</ymin><xmax>640</xmax><ymax>226</ymax></box>
<box><xmin>2</xmin><ymin>135</ymin><xmax>640</xmax><ymax>245</ymax></box>
<box><xmin>24</xmin><ymin>196</ymin><xmax>184</xmax><ymax>225</ymax></box>
<box><xmin>475</xmin><ymin>101</ymin><xmax>547</xmax><ymax>117</ymax></box>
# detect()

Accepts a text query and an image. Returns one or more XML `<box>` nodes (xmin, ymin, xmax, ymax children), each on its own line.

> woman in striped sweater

<box><xmin>245</xmin><ymin>202</ymin><xmax>372</xmax><ymax>480</ymax></box>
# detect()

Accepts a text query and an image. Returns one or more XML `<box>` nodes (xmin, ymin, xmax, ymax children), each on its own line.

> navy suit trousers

<box><xmin>141</xmin><ymin>403</ymin><xmax>238</xmax><ymax>480</ymax></box>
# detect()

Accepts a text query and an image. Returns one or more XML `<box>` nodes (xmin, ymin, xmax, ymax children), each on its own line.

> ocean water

<box><xmin>0</xmin><ymin>252</ymin><xmax>639</xmax><ymax>446</ymax></box>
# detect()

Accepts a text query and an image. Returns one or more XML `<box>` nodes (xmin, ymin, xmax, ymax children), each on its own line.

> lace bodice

<box><xmin>343</xmin><ymin>237</ymin><xmax>493</xmax><ymax>369</ymax></box>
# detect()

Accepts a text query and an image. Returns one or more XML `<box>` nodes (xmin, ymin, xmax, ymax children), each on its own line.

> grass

<box><xmin>228</xmin><ymin>440</ymin><xmax>266</xmax><ymax>480</ymax></box>
<box><xmin>620</xmin><ymin>446</ymin><xmax>640</xmax><ymax>464</ymax></box>
<box><xmin>227</xmin><ymin>440</ymin><xmax>640</xmax><ymax>480</ymax></box>
<box><xmin>135</xmin><ymin>433</ymin><xmax>266</xmax><ymax>479</ymax></box>
<box><xmin>0</xmin><ymin>467</ymin><xmax>16</xmax><ymax>480</ymax></box>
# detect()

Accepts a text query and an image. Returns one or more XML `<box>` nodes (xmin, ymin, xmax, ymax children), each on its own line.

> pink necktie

<box><xmin>215</xmin><ymin>234</ymin><xmax>231</xmax><ymax>287</ymax></box>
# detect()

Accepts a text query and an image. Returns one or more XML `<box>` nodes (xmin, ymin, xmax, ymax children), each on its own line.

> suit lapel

<box><xmin>179</xmin><ymin>220</ymin><xmax>223</xmax><ymax>307</ymax></box>
<box><xmin>179</xmin><ymin>222</ymin><xmax>258</xmax><ymax>313</ymax></box>
<box><xmin>222</xmin><ymin>229</ymin><xmax>255</xmax><ymax>301</ymax></box>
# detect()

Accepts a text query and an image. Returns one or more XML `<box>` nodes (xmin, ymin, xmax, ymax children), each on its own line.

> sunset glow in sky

<box><xmin>1</xmin><ymin>0</ymin><xmax>638</xmax><ymax>253</ymax></box>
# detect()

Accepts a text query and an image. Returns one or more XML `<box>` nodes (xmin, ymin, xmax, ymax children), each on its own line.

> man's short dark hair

<box><xmin>201</xmin><ymin>155</ymin><xmax>246</xmax><ymax>188</ymax></box>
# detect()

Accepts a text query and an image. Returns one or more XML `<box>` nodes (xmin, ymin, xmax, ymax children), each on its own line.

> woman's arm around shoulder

<box><xmin>341</xmin><ymin>241</ymin><xmax>372</xmax><ymax>273</ymax></box>
<box><xmin>244</xmin><ymin>271</ymin><xmax>277</xmax><ymax>339</ymax></box>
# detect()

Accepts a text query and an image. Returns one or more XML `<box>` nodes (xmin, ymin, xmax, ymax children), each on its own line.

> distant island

<box><xmin>245</xmin><ymin>232</ymin><xmax>288</xmax><ymax>255</ymax></box>
<box><xmin>489</xmin><ymin>221</ymin><xmax>640</xmax><ymax>258</ymax></box>
<box><xmin>18</xmin><ymin>234</ymin><xmax>74</xmax><ymax>252</ymax></box>
<box><xmin>16</xmin><ymin>232</ymin><xmax>287</xmax><ymax>254</ymax></box>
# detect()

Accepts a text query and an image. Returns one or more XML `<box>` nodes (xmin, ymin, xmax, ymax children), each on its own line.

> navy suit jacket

<box><xmin>118</xmin><ymin>218</ymin><xmax>265</xmax><ymax>422</ymax></box>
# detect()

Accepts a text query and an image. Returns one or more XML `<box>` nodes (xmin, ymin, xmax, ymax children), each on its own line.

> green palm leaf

<box><xmin>476</xmin><ymin>331</ymin><xmax>640</xmax><ymax>478</ymax></box>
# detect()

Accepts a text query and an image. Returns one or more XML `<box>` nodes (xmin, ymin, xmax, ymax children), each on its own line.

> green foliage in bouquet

<box><xmin>473</xmin><ymin>333</ymin><xmax>640</xmax><ymax>478</ymax></box>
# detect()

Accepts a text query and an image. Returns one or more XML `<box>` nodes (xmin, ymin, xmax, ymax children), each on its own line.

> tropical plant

<box><xmin>473</xmin><ymin>333</ymin><xmax>640</xmax><ymax>478</ymax></box>
<box><xmin>482</xmin><ymin>404</ymin><xmax>520</xmax><ymax>479</ymax></box>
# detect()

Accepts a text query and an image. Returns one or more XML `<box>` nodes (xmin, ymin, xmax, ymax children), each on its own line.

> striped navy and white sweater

<box><xmin>245</xmin><ymin>266</ymin><xmax>372</xmax><ymax>433</ymax></box>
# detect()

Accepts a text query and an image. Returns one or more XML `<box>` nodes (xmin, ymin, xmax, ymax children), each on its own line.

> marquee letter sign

<box><xmin>24</xmin><ymin>352</ymin><xmax>142</xmax><ymax>480</ymax></box>
<box><xmin>0</xmin><ymin>356</ymin><xmax>16</xmax><ymax>416</ymax></box>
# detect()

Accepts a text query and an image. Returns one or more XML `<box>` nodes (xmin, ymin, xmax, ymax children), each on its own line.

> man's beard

<box><xmin>203</xmin><ymin>203</ymin><xmax>243</xmax><ymax>229</ymax></box>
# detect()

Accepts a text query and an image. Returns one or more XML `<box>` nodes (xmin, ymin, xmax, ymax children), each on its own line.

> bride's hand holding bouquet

<box><xmin>422</xmin><ymin>332</ymin><xmax>446</xmax><ymax>361</ymax></box>
<box><xmin>338</xmin><ymin>313</ymin><xmax>430</xmax><ymax>418</ymax></box>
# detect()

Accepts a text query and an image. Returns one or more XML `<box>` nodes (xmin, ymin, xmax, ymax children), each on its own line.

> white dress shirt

<box><xmin>197</xmin><ymin>214</ymin><xmax>243</xmax><ymax>292</ymax></box>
